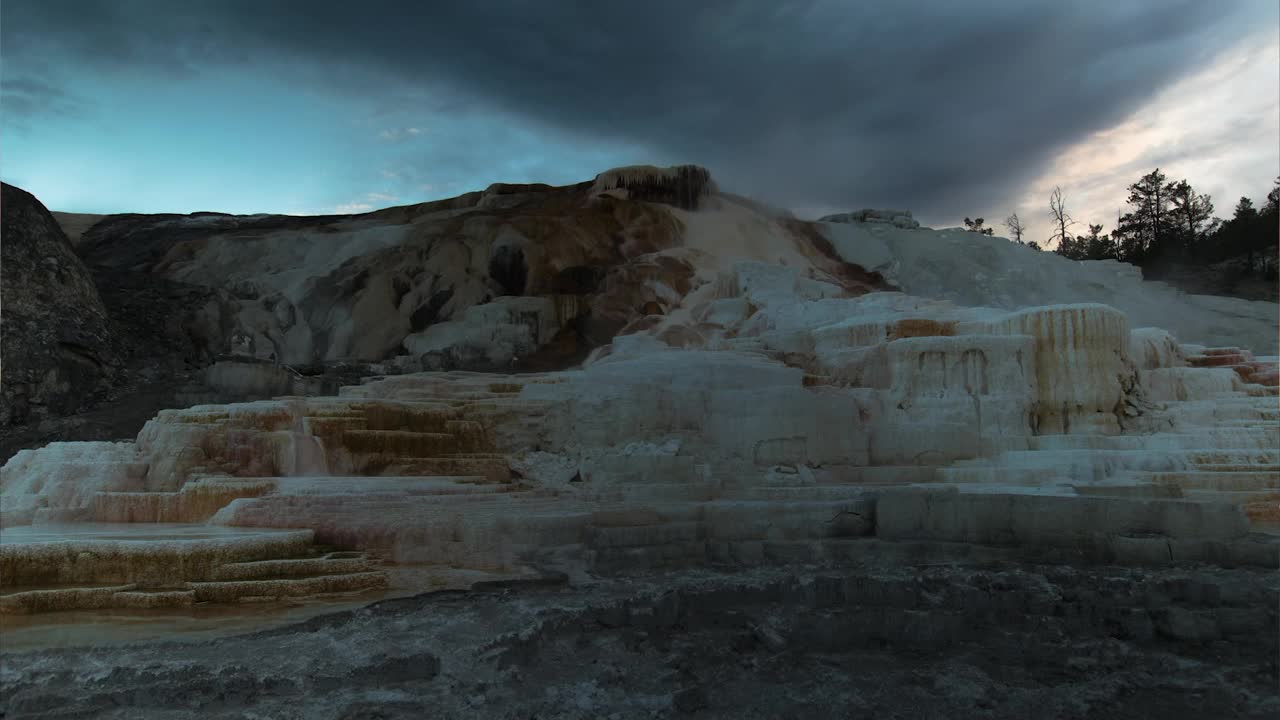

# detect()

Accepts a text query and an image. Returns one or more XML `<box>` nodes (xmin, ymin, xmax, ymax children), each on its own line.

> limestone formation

<box><xmin>69</xmin><ymin>178</ymin><xmax>700</xmax><ymax>367</ymax></box>
<box><xmin>51</xmin><ymin>169</ymin><xmax>1276</xmax><ymax>377</ymax></box>
<box><xmin>819</xmin><ymin>208</ymin><xmax>921</xmax><ymax>229</ymax></box>
<box><xmin>3</xmin><ymin>270</ymin><xmax>1276</xmax><ymax>614</ymax></box>
<box><xmin>822</xmin><ymin>217</ymin><xmax>1278</xmax><ymax>353</ymax></box>
<box><xmin>590</xmin><ymin>164</ymin><xmax>717</xmax><ymax>210</ymax></box>
<box><xmin>1</xmin><ymin>166</ymin><xmax>1277</xmax><ymax>633</ymax></box>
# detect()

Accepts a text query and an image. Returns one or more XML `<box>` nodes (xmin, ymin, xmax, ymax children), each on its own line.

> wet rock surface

<box><xmin>2</xmin><ymin>563</ymin><xmax>1276</xmax><ymax>719</ymax></box>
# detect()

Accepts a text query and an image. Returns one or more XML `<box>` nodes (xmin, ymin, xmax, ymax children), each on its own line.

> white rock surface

<box><xmin>819</xmin><ymin>208</ymin><xmax>921</xmax><ymax>229</ymax></box>
<box><xmin>822</xmin><ymin>220</ymin><xmax>1278</xmax><ymax>353</ymax></box>
<box><xmin>3</xmin><ymin>169</ymin><xmax>1278</xmax><ymax>614</ymax></box>
<box><xmin>403</xmin><ymin>296</ymin><xmax>560</xmax><ymax>367</ymax></box>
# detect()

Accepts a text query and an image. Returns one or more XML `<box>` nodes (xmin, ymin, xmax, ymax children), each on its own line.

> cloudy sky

<box><xmin>3</xmin><ymin>1</ymin><xmax>1277</xmax><ymax>247</ymax></box>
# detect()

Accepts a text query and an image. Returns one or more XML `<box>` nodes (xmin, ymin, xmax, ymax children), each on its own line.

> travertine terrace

<box><xmin>2</xmin><ymin>166</ymin><xmax>1277</xmax><ymax>619</ymax></box>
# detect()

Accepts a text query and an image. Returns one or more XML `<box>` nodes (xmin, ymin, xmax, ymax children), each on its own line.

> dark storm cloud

<box><xmin>2</xmin><ymin>0</ymin><xmax>1270</xmax><ymax>219</ymax></box>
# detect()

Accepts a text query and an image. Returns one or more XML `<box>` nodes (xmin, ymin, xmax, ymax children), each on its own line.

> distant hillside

<box><xmin>50</xmin><ymin>211</ymin><xmax>106</xmax><ymax>246</ymax></box>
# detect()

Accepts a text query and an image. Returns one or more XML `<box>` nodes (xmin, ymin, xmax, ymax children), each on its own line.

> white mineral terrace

<box><xmin>1</xmin><ymin>194</ymin><xmax>1277</xmax><ymax>647</ymax></box>
<box><xmin>2</xmin><ymin>303</ymin><xmax>1276</xmax><ymax>637</ymax></box>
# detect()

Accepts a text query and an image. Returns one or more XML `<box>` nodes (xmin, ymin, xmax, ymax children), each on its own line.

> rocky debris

<box><xmin>1</xmin><ymin>564</ymin><xmax>1275</xmax><ymax>719</ymax></box>
<box><xmin>819</xmin><ymin>208</ymin><xmax>921</xmax><ymax>229</ymax></box>
<box><xmin>0</xmin><ymin>183</ymin><xmax>122</xmax><ymax>428</ymax></box>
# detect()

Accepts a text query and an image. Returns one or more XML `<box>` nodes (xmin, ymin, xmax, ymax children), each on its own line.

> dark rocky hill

<box><xmin>1</xmin><ymin>183</ymin><xmax>121</xmax><ymax>427</ymax></box>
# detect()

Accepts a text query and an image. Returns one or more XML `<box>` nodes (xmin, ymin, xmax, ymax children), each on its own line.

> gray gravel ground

<box><xmin>2</xmin><ymin>563</ymin><xmax>1277</xmax><ymax>719</ymax></box>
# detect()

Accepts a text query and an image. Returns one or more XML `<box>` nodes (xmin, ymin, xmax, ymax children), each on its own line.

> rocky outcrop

<box><xmin>0</xmin><ymin>218</ymin><xmax>282</xmax><ymax>464</ymax></box>
<box><xmin>590</xmin><ymin>164</ymin><xmax>717</xmax><ymax>210</ymax></box>
<box><xmin>66</xmin><ymin>166</ymin><xmax>887</xmax><ymax>370</ymax></box>
<box><xmin>0</xmin><ymin>183</ymin><xmax>121</xmax><ymax>427</ymax></box>
<box><xmin>72</xmin><ymin>177</ymin><xmax>691</xmax><ymax>366</ymax></box>
<box><xmin>819</xmin><ymin>208</ymin><xmax>920</xmax><ymax>229</ymax></box>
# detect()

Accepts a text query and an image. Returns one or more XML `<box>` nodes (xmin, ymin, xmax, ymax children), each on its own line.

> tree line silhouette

<box><xmin>971</xmin><ymin>171</ymin><xmax>1279</xmax><ymax>279</ymax></box>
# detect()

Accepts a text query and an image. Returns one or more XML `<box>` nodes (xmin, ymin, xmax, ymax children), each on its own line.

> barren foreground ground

<box><xmin>3</xmin><ymin>562</ymin><xmax>1276</xmax><ymax>720</ymax></box>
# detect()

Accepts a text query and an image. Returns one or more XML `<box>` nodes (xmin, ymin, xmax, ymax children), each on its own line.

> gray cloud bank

<box><xmin>3</xmin><ymin>0</ymin><xmax>1274</xmax><ymax>219</ymax></box>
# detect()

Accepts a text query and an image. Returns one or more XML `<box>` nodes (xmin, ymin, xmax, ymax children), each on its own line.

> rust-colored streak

<box><xmin>780</xmin><ymin>218</ymin><xmax>893</xmax><ymax>296</ymax></box>
<box><xmin>887</xmin><ymin>318</ymin><xmax>957</xmax><ymax>340</ymax></box>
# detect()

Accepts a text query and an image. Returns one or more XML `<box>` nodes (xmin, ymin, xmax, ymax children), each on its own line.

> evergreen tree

<box><xmin>1054</xmin><ymin>234</ymin><xmax>1080</xmax><ymax>259</ymax></box>
<box><xmin>1080</xmin><ymin>223</ymin><xmax>1116</xmax><ymax>260</ymax></box>
<box><xmin>1218</xmin><ymin>196</ymin><xmax>1261</xmax><ymax>269</ymax></box>
<box><xmin>964</xmin><ymin>217</ymin><xmax>995</xmax><ymax>235</ymax></box>
<box><xmin>1166</xmin><ymin>179</ymin><xmax>1214</xmax><ymax>255</ymax></box>
<box><xmin>1115</xmin><ymin>168</ymin><xmax>1176</xmax><ymax>263</ymax></box>
<box><xmin>1054</xmin><ymin>223</ymin><xmax>1113</xmax><ymax>260</ymax></box>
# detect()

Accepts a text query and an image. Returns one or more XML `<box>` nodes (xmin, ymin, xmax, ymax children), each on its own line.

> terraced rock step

<box><xmin>50</xmin><ymin>341</ymin><xmax>1276</xmax><ymax>587</ymax></box>
<box><xmin>271</xmin><ymin>477</ymin><xmax>517</xmax><ymax>496</ymax></box>
<box><xmin>1145</xmin><ymin>470</ymin><xmax>1280</xmax><ymax>491</ymax></box>
<box><xmin>3</xmin><ymin>266</ymin><xmax>1278</xmax><ymax>634</ymax></box>
<box><xmin>0</xmin><ymin>526</ymin><xmax>388</xmax><ymax>614</ymax></box>
<box><xmin>93</xmin><ymin>477</ymin><xmax>276</xmax><ymax>523</ymax></box>
<box><xmin>187</xmin><ymin>572</ymin><xmax>388</xmax><ymax>603</ymax></box>
<box><xmin>210</xmin><ymin>553</ymin><xmax>377</xmax><ymax>580</ymax></box>
<box><xmin>1</xmin><ymin>584</ymin><xmax>139</xmax><ymax>614</ymax></box>
<box><xmin>2</xmin><ymin>586</ymin><xmax>204</xmax><ymax>614</ymax></box>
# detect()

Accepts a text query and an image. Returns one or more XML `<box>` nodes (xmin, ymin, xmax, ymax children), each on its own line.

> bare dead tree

<box><xmin>1049</xmin><ymin>186</ymin><xmax>1075</xmax><ymax>251</ymax></box>
<box><xmin>1004</xmin><ymin>212</ymin><xmax>1026</xmax><ymax>244</ymax></box>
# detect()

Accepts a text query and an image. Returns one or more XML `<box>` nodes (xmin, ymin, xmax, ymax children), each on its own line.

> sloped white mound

<box><xmin>823</xmin><ymin>220</ymin><xmax>1277</xmax><ymax>353</ymax></box>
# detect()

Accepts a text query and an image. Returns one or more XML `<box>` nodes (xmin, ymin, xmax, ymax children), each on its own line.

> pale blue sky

<box><xmin>2</xmin><ymin>59</ymin><xmax>649</xmax><ymax>214</ymax></box>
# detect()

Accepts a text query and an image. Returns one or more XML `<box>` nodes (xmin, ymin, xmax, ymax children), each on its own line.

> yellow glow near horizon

<box><xmin>1013</xmin><ymin>31</ymin><xmax>1280</xmax><ymax>249</ymax></box>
